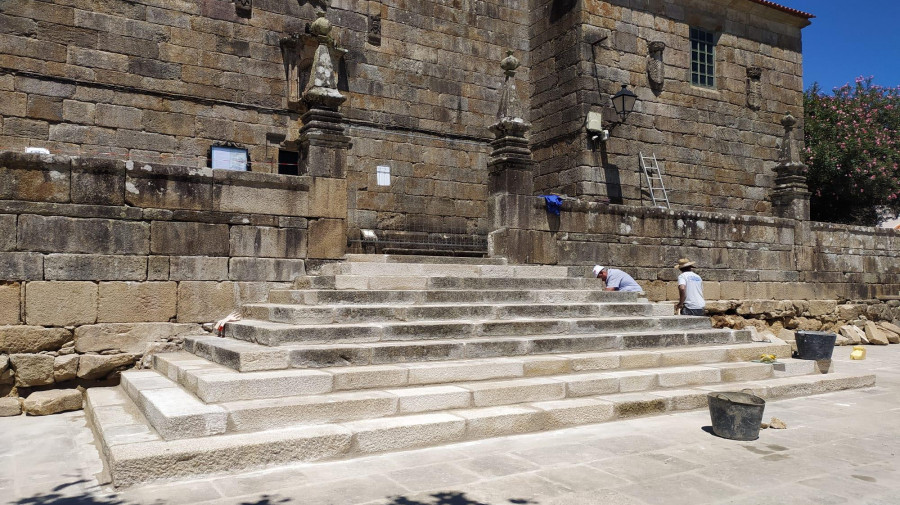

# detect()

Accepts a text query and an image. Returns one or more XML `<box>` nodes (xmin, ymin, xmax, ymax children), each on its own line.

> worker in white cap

<box><xmin>593</xmin><ymin>265</ymin><xmax>642</xmax><ymax>292</ymax></box>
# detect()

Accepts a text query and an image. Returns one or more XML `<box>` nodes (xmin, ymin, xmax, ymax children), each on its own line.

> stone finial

<box><xmin>778</xmin><ymin>112</ymin><xmax>799</xmax><ymax>165</ymax></box>
<box><xmin>491</xmin><ymin>50</ymin><xmax>530</xmax><ymax>138</ymax></box>
<box><xmin>500</xmin><ymin>50</ymin><xmax>519</xmax><ymax>77</ymax></box>
<box><xmin>302</xmin><ymin>11</ymin><xmax>345</xmax><ymax>110</ymax></box>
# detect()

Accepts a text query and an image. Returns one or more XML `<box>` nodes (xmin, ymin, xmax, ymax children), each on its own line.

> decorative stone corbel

<box><xmin>647</xmin><ymin>41</ymin><xmax>665</xmax><ymax>90</ymax></box>
<box><xmin>771</xmin><ymin>112</ymin><xmax>810</xmax><ymax>220</ymax></box>
<box><xmin>747</xmin><ymin>66</ymin><xmax>762</xmax><ymax>111</ymax></box>
<box><xmin>234</xmin><ymin>0</ymin><xmax>251</xmax><ymax>17</ymax></box>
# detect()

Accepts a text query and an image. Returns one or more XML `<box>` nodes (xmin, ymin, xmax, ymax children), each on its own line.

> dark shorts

<box><xmin>680</xmin><ymin>308</ymin><xmax>706</xmax><ymax>316</ymax></box>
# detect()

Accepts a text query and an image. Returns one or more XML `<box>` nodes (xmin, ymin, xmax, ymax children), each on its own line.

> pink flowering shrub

<box><xmin>804</xmin><ymin>77</ymin><xmax>900</xmax><ymax>225</ymax></box>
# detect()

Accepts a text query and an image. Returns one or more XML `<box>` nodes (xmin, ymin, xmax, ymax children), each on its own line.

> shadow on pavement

<box><xmin>383</xmin><ymin>492</ymin><xmax>537</xmax><ymax>505</ymax></box>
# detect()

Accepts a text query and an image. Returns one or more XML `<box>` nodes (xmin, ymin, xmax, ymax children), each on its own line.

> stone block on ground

<box><xmin>839</xmin><ymin>325</ymin><xmax>864</xmax><ymax>345</ymax></box>
<box><xmin>0</xmin><ymin>325</ymin><xmax>72</xmax><ymax>353</ymax></box>
<box><xmin>74</xmin><ymin>322</ymin><xmax>199</xmax><ymax>353</ymax></box>
<box><xmin>0</xmin><ymin>397</ymin><xmax>22</xmax><ymax>416</ymax></box>
<box><xmin>864</xmin><ymin>322</ymin><xmax>889</xmax><ymax>345</ymax></box>
<box><xmin>876</xmin><ymin>323</ymin><xmax>900</xmax><ymax>344</ymax></box>
<box><xmin>78</xmin><ymin>353</ymin><xmax>139</xmax><ymax>380</ymax></box>
<box><xmin>23</xmin><ymin>389</ymin><xmax>83</xmax><ymax>415</ymax></box>
<box><xmin>9</xmin><ymin>353</ymin><xmax>54</xmax><ymax>386</ymax></box>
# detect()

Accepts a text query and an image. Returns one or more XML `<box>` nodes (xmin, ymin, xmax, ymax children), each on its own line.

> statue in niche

<box><xmin>368</xmin><ymin>13</ymin><xmax>382</xmax><ymax>46</ymax></box>
<box><xmin>298</xmin><ymin>0</ymin><xmax>330</xmax><ymax>8</ymax></box>
<box><xmin>746</xmin><ymin>66</ymin><xmax>762</xmax><ymax>110</ymax></box>
<box><xmin>234</xmin><ymin>0</ymin><xmax>251</xmax><ymax>16</ymax></box>
<box><xmin>647</xmin><ymin>41</ymin><xmax>665</xmax><ymax>90</ymax></box>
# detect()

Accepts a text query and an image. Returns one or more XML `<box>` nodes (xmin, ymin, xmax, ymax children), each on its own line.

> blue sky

<box><xmin>785</xmin><ymin>0</ymin><xmax>900</xmax><ymax>93</ymax></box>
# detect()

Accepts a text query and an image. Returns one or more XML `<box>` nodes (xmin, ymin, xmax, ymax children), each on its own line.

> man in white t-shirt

<box><xmin>593</xmin><ymin>265</ymin><xmax>643</xmax><ymax>292</ymax></box>
<box><xmin>674</xmin><ymin>258</ymin><xmax>705</xmax><ymax>316</ymax></box>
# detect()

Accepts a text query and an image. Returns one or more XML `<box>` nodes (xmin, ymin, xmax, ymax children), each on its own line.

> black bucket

<box><xmin>795</xmin><ymin>331</ymin><xmax>837</xmax><ymax>360</ymax></box>
<box><xmin>707</xmin><ymin>392</ymin><xmax>766</xmax><ymax>441</ymax></box>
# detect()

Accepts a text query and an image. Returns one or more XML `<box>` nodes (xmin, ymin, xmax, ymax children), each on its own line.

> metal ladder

<box><xmin>639</xmin><ymin>152</ymin><xmax>671</xmax><ymax>209</ymax></box>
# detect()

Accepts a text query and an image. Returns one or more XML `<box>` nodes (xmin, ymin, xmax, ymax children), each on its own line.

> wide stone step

<box><xmin>316</xmin><ymin>275</ymin><xmax>605</xmax><ymax>291</ymax></box>
<box><xmin>268</xmin><ymin>288</ymin><xmax>641</xmax><ymax>305</ymax></box>
<box><xmin>341</xmin><ymin>254</ymin><xmax>508</xmax><ymax>265</ymax></box>
<box><xmin>185</xmin><ymin>328</ymin><xmax>755</xmax><ymax>372</ymax></box>
<box><xmin>223</xmin><ymin>315</ymin><xmax>712</xmax><ymax>346</ymax></box>
<box><xmin>88</xmin><ymin>370</ymin><xmax>876</xmax><ymax>486</ymax></box>
<box><xmin>158</xmin><ymin>339</ymin><xmax>790</xmax><ymax>403</ymax></box>
<box><xmin>319</xmin><ymin>262</ymin><xmax>572</xmax><ymax>279</ymax></box>
<box><xmin>242</xmin><ymin>301</ymin><xmax>661</xmax><ymax>325</ymax></box>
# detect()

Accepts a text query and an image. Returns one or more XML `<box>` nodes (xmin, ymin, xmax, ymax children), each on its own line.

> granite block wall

<box><xmin>0</xmin><ymin>150</ymin><xmax>342</xmax><ymax>399</ymax></box>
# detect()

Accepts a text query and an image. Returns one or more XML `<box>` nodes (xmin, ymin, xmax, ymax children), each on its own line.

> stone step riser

<box><xmin>219</xmin><ymin>363</ymin><xmax>784</xmax><ymax>432</ymax></box>
<box><xmin>241</xmin><ymin>303</ymin><xmax>657</xmax><ymax>325</ymax></box>
<box><xmin>316</xmin><ymin>276</ymin><xmax>607</xmax><ymax>291</ymax></box>
<box><xmin>186</xmin><ymin>329</ymin><xmax>753</xmax><ymax>371</ymax></box>
<box><xmin>319</xmin><ymin>262</ymin><xmax>573</xmax><ymax>279</ymax></box>
<box><xmin>162</xmin><ymin>340</ymin><xmax>785</xmax><ymax>403</ymax></box>
<box><xmin>268</xmin><ymin>289</ymin><xmax>640</xmax><ymax>305</ymax></box>
<box><xmin>224</xmin><ymin>317</ymin><xmax>713</xmax><ymax>346</ymax></box>
<box><xmin>91</xmin><ymin>372</ymin><xmax>876</xmax><ymax>487</ymax></box>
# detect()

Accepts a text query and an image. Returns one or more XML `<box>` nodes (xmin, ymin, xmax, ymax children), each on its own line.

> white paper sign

<box><xmin>211</xmin><ymin>146</ymin><xmax>248</xmax><ymax>171</ymax></box>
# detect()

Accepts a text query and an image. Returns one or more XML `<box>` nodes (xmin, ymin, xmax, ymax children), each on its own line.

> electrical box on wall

<box><xmin>585</xmin><ymin>112</ymin><xmax>609</xmax><ymax>141</ymax></box>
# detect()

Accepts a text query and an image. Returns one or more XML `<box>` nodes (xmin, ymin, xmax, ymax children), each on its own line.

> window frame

<box><xmin>690</xmin><ymin>26</ymin><xmax>716</xmax><ymax>88</ymax></box>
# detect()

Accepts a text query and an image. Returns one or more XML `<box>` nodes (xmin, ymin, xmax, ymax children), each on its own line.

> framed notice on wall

<box><xmin>209</xmin><ymin>144</ymin><xmax>249</xmax><ymax>171</ymax></box>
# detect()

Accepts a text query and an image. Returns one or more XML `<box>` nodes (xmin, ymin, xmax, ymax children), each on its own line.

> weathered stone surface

<box><xmin>44</xmin><ymin>254</ymin><xmax>147</xmax><ymax>281</ymax></box>
<box><xmin>18</xmin><ymin>215</ymin><xmax>149</xmax><ymax>254</ymax></box>
<box><xmin>228</xmin><ymin>258</ymin><xmax>306</xmax><ymax>282</ymax></box>
<box><xmin>213</xmin><ymin>170</ymin><xmax>309</xmax><ymax>216</ymax></box>
<box><xmin>0</xmin><ymin>152</ymin><xmax>70</xmax><ymax>203</ymax></box>
<box><xmin>53</xmin><ymin>354</ymin><xmax>79</xmax><ymax>382</ymax></box>
<box><xmin>864</xmin><ymin>322</ymin><xmax>890</xmax><ymax>346</ymax></box>
<box><xmin>877</xmin><ymin>323</ymin><xmax>900</xmax><ymax>344</ymax></box>
<box><xmin>839</xmin><ymin>325</ymin><xmax>864</xmax><ymax>345</ymax></box>
<box><xmin>229</xmin><ymin>226</ymin><xmax>307</xmax><ymax>258</ymax></box>
<box><xmin>24</xmin><ymin>281</ymin><xmax>97</xmax><ymax>326</ymax></box>
<box><xmin>169</xmin><ymin>256</ymin><xmax>229</xmax><ymax>280</ymax></box>
<box><xmin>0</xmin><ymin>397</ymin><xmax>22</xmax><ymax>417</ymax></box>
<box><xmin>0</xmin><ymin>214</ymin><xmax>15</xmax><ymax>252</ymax></box>
<box><xmin>77</xmin><ymin>353</ymin><xmax>139</xmax><ymax>380</ymax></box>
<box><xmin>23</xmin><ymin>389</ymin><xmax>83</xmax><ymax>415</ymax></box>
<box><xmin>75</xmin><ymin>322</ymin><xmax>199</xmax><ymax>353</ymax></box>
<box><xmin>0</xmin><ymin>325</ymin><xmax>72</xmax><ymax>353</ymax></box>
<box><xmin>308</xmin><ymin>177</ymin><xmax>347</xmax><ymax>219</ymax></box>
<box><xmin>9</xmin><ymin>353</ymin><xmax>55</xmax><ymax>386</ymax></box>
<box><xmin>0</xmin><ymin>283</ymin><xmax>21</xmax><ymax>324</ymax></box>
<box><xmin>125</xmin><ymin>164</ymin><xmax>213</xmax><ymax>211</ymax></box>
<box><xmin>176</xmin><ymin>281</ymin><xmax>236</xmax><ymax>323</ymax></box>
<box><xmin>97</xmin><ymin>282</ymin><xmax>177</xmax><ymax>323</ymax></box>
<box><xmin>71</xmin><ymin>157</ymin><xmax>126</xmax><ymax>205</ymax></box>
<box><xmin>307</xmin><ymin>219</ymin><xmax>346</xmax><ymax>259</ymax></box>
<box><xmin>150</xmin><ymin>221</ymin><xmax>229</xmax><ymax>256</ymax></box>
<box><xmin>0</xmin><ymin>252</ymin><xmax>44</xmax><ymax>280</ymax></box>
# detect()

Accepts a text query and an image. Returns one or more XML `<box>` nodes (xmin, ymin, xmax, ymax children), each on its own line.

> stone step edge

<box><xmin>89</xmin><ymin>371</ymin><xmax>876</xmax><ymax>488</ymax></box>
<box><xmin>184</xmin><ymin>328</ymin><xmax>756</xmax><ymax>373</ymax></box>
<box><xmin>341</xmin><ymin>254</ymin><xmax>508</xmax><ymax>265</ymax></box>
<box><xmin>155</xmin><ymin>343</ymin><xmax>792</xmax><ymax>403</ymax></box>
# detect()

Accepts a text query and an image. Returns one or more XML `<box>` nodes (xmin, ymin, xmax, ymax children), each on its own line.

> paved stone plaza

<box><xmin>3</xmin><ymin>344</ymin><xmax>898</xmax><ymax>505</ymax></box>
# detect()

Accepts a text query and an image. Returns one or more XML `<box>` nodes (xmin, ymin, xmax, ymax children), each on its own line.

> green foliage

<box><xmin>803</xmin><ymin>77</ymin><xmax>900</xmax><ymax>225</ymax></box>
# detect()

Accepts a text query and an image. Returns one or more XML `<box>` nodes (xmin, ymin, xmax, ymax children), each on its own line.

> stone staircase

<box><xmin>86</xmin><ymin>255</ymin><xmax>875</xmax><ymax>487</ymax></box>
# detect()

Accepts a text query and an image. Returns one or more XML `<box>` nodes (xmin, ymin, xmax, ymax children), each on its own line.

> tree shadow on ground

<box><xmin>383</xmin><ymin>491</ymin><xmax>538</xmax><ymax>505</ymax></box>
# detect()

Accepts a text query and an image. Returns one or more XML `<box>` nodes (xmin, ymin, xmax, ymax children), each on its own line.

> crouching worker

<box><xmin>674</xmin><ymin>258</ymin><xmax>705</xmax><ymax>316</ymax></box>
<box><xmin>593</xmin><ymin>265</ymin><xmax>643</xmax><ymax>292</ymax></box>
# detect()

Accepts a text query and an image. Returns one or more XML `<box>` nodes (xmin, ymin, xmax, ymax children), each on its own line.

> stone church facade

<box><xmin>1</xmin><ymin>0</ymin><xmax>810</xmax><ymax>241</ymax></box>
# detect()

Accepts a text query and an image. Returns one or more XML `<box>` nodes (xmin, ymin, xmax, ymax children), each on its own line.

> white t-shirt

<box><xmin>678</xmin><ymin>271</ymin><xmax>705</xmax><ymax>309</ymax></box>
<box><xmin>605</xmin><ymin>268</ymin><xmax>643</xmax><ymax>292</ymax></box>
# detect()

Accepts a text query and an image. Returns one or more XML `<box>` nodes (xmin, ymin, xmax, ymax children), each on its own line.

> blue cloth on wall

<box><xmin>540</xmin><ymin>195</ymin><xmax>563</xmax><ymax>216</ymax></box>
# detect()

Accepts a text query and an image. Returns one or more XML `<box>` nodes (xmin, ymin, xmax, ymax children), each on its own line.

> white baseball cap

<box><xmin>592</xmin><ymin>265</ymin><xmax>605</xmax><ymax>277</ymax></box>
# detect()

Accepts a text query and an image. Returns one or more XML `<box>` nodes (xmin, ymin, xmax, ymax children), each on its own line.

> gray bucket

<box><xmin>707</xmin><ymin>392</ymin><xmax>766</xmax><ymax>441</ymax></box>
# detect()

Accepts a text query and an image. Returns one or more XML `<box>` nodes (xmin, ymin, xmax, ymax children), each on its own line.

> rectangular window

<box><xmin>690</xmin><ymin>27</ymin><xmax>716</xmax><ymax>88</ymax></box>
<box><xmin>278</xmin><ymin>149</ymin><xmax>299</xmax><ymax>176</ymax></box>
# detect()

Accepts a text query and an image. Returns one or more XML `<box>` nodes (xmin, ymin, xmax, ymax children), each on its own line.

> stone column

<box><xmin>299</xmin><ymin>11</ymin><xmax>351</xmax><ymax>178</ymax></box>
<box><xmin>771</xmin><ymin>112</ymin><xmax>811</xmax><ymax>221</ymax></box>
<box><xmin>487</xmin><ymin>51</ymin><xmax>534</xmax><ymax>196</ymax></box>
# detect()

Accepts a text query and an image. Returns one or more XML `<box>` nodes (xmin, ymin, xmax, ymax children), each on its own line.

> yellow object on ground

<box><xmin>850</xmin><ymin>346</ymin><xmax>867</xmax><ymax>360</ymax></box>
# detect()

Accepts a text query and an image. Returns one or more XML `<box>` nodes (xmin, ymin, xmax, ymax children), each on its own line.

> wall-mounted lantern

<box><xmin>611</xmin><ymin>84</ymin><xmax>638</xmax><ymax>122</ymax></box>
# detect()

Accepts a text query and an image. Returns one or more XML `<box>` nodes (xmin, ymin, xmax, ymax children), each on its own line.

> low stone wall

<box><xmin>0</xmin><ymin>151</ymin><xmax>345</xmax><ymax>404</ymax></box>
<box><xmin>489</xmin><ymin>195</ymin><xmax>900</xmax><ymax>300</ymax></box>
<box><xmin>707</xmin><ymin>299</ymin><xmax>900</xmax><ymax>346</ymax></box>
